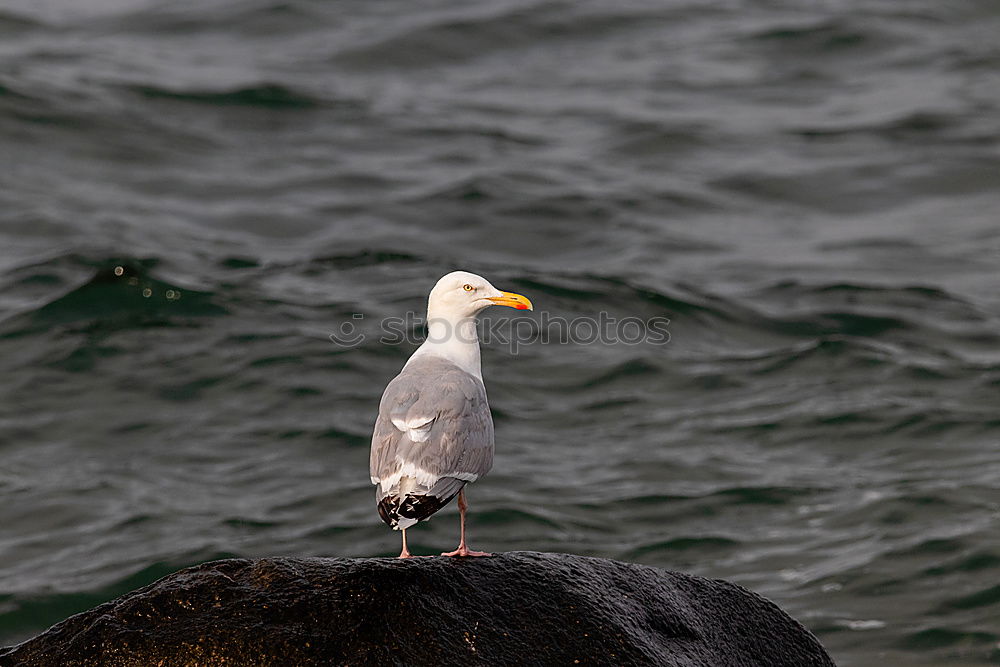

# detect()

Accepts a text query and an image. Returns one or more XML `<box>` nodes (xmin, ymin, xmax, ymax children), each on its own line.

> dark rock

<box><xmin>0</xmin><ymin>552</ymin><xmax>835</xmax><ymax>666</ymax></box>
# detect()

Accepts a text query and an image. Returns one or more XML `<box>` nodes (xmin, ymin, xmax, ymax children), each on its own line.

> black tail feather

<box><xmin>377</xmin><ymin>489</ymin><xmax>462</xmax><ymax>528</ymax></box>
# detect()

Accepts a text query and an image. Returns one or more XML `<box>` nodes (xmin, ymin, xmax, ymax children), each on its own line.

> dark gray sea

<box><xmin>2</xmin><ymin>1</ymin><xmax>999</xmax><ymax>664</ymax></box>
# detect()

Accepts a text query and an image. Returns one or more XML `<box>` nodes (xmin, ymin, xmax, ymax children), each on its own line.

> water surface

<box><xmin>1</xmin><ymin>1</ymin><xmax>999</xmax><ymax>664</ymax></box>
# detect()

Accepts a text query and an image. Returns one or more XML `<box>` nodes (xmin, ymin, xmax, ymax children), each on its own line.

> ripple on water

<box><xmin>3</xmin><ymin>257</ymin><xmax>227</xmax><ymax>337</ymax></box>
<box><xmin>122</xmin><ymin>83</ymin><xmax>325</xmax><ymax>110</ymax></box>
<box><xmin>625</xmin><ymin>536</ymin><xmax>740</xmax><ymax>560</ymax></box>
<box><xmin>898</xmin><ymin>627</ymin><xmax>998</xmax><ymax>651</ymax></box>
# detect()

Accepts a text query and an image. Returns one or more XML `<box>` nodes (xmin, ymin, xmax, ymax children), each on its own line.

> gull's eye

<box><xmin>463</xmin><ymin>284</ymin><xmax>474</xmax><ymax>292</ymax></box>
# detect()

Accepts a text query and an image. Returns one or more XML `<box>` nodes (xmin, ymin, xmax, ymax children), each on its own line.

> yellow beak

<box><xmin>487</xmin><ymin>291</ymin><xmax>533</xmax><ymax>311</ymax></box>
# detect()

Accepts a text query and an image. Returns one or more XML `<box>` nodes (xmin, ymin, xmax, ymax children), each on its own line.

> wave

<box><xmin>579</xmin><ymin>359</ymin><xmax>663</xmax><ymax>388</ymax></box>
<box><xmin>331</xmin><ymin>3</ymin><xmax>683</xmax><ymax>69</ymax></box>
<box><xmin>718</xmin><ymin>153</ymin><xmax>1000</xmax><ymax>214</ymax></box>
<box><xmin>924</xmin><ymin>551</ymin><xmax>1000</xmax><ymax>577</ymax></box>
<box><xmin>468</xmin><ymin>507</ymin><xmax>565</xmax><ymax>530</ymax></box>
<box><xmin>898</xmin><ymin>627</ymin><xmax>998</xmax><ymax>651</ymax></box>
<box><xmin>792</xmin><ymin>110</ymin><xmax>960</xmax><ymax>141</ymax></box>
<box><xmin>625</xmin><ymin>536</ymin><xmax>740</xmax><ymax>559</ymax></box>
<box><xmin>940</xmin><ymin>583</ymin><xmax>1000</xmax><ymax>611</ymax></box>
<box><xmin>0</xmin><ymin>255</ymin><xmax>228</xmax><ymax>339</ymax></box>
<box><xmin>0</xmin><ymin>80</ymin><xmax>34</xmax><ymax>101</ymax></box>
<box><xmin>123</xmin><ymin>83</ymin><xmax>324</xmax><ymax>109</ymax></box>
<box><xmin>102</xmin><ymin>1</ymin><xmax>321</xmax><ymax>36</ymax></box>
<box><xmin>521</xmin><ymin>273</ymin><xmax>994</xmax><ymax>348</ymax></box>
<box><xmin>749</xmin><ymin>279</ymin><xmax>993</xmax><ymax>336</ymax></box>
<box><xmin>0</xmin><ymin>9</ymin><xmax>42</xmax><ymax>33</ymax></box>
<box><xmin>747</xmin><ymin>18</ymin><xmax>900</xmax><ymax>56</ymax></box>
<box><xmin>516</xmin><ymin>273</ymin><xmax>735</xmax><ymax>321</ymax></box>
<box><xmin>709</xmin><ymin>485</ymin><xmax>818</xmax><ymax>506</ymax></box>
<box><xmin>305</xmin><ymin>250</ymin><xmax>424</xmax><ymax>271</ymax></box>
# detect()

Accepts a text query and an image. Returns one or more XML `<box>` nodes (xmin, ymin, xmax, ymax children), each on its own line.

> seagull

<box><xmin>369</xmin><ymin>271</ymin><xmax>533</xmax><ymax>558</ymax></box>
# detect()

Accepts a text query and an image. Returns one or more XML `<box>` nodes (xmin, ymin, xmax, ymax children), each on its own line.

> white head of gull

<box><xmin>369</xmin><ymin>271</ymin><xmax>533</xmax><ymax>558</ymax></box>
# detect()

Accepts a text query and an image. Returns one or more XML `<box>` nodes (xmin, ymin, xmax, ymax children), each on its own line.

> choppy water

<box><xmin>2</xmin><ymin>1</ymin><xmax>999</xmax><ymax>664</ymax></box>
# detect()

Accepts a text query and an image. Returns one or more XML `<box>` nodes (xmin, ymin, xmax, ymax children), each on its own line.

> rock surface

<box><xmin>0</xmin><ymin>552</ymin><xmax>835</xmax><ymax>666</ymax></box>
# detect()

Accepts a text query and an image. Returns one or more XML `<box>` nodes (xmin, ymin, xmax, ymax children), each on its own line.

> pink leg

<box><xmin>398</xmin><ymin>528</ymin><xmax>413</xmax><ymax>558</ymax></box>
<box><xmin>441</xmin><ymin>489</ymin><xmax>491</xmax><ymax>557</ymax></box>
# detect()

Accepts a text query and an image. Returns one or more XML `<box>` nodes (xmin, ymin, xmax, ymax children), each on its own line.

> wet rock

<box><xmin>0</xmin><ymin>552</ymin><xmax>835</xmax><ymax>666</ymax></box>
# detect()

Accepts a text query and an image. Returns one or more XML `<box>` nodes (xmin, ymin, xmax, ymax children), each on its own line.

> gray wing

<box><xmin>369</xmin><ymin>356</ymin><xmax>494</xmax><ymax>527</ymax></box>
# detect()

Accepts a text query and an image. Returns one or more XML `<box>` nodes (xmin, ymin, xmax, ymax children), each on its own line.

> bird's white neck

<box><xmin>408</xmin><ymin>313</ymin><xmax>482</xmax><ymax>380</ymax></box>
